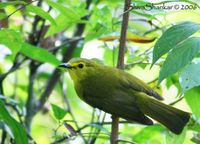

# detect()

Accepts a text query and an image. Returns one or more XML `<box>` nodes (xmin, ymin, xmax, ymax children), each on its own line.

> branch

<box><xmin>111</xmin><ymin>0</ymin><xmax>131</xmax><ymax>144</ymax></box>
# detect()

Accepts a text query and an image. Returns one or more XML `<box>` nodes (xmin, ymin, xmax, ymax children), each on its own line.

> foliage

<box><xmin>0</xmin><ymin>99</ymin><xmax>28</xmax><ymax>144</ymax></box>
<box><xmin>0</xmin><ymin>0</ymin><xmax>200</xmax><ymax>143</ymax></box>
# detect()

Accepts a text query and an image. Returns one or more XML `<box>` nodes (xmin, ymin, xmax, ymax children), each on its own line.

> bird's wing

<box><xmin>83</xmin><ymin>93</ymin><xmax>153</xmax><ymax>125</ymax></box>
<box><xmin>118</xmin><ymin>69</ymin><xmax>163</xmax><ymax>100</ymax></box>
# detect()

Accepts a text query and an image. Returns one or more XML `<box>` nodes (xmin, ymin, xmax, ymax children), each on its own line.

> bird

<box><xmin>58</xmin><ymin>58</ymin><xmax>190</xmax><ymax>134</ymax></box>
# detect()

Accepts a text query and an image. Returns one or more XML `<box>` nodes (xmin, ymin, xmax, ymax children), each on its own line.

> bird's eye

<box><xmin>78</xmin><ymin>63</ymin><xmax>84</xmax><ymax>68</ymax></box>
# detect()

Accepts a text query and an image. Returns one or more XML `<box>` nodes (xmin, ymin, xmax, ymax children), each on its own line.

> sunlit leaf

<box><xmin>46</xmin><ymin>0</ymin><xmax>80</xmax><ymax>20</ymax></box>
<box><xmin>20</xmin><ymin>43</ymin><xmax>60</xmax><ymax>66</ymax></box>
<box><xmin>26</xmin><ymin>5</ymin><xmax>56</xmax><ymax>25</ymax></box>
<box><xmin>153</xmin><ymin>22</ymin><xmax>200</xmax><ymax>65</ymax></box>
<box><xmin>159</xmin><ymin>37</ymin><xmax>200</xmax><ymax>83</ymax></box>
<box><xmin>0</xmin><ymin>100</ymin><xmax>28</xmax><ymax>144</ymax></box>
<box><xmin>103</xmin><ymin>46</ymin><xmax>118</xmax><ymax>66</ymax></box>
<box><xmin>45</xmin><ymin>1</ymin><xmax>88</xmax><ymax>37</ymax></box>
<box><xmin>51</xmin><ymin>103</ymin><xmax>67</xmax><ymax>120</ymax></box>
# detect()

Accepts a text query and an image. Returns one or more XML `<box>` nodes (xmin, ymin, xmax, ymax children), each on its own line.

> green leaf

<box><xmin>0</xmin><ymin>1</ymin><xmax>26</xmax><ymax>9</ymax></box>
<box><xmin>103</xmin><ymin>46</ymin><xmax>118</xmax><ymax>66</ymax></box>
<box><xmin>166</xmin><ymin>127</ymin><xmax>187</xmax><ymax>144</ymax></box>
<box><xmin>51</xmin><ymin>103</ymin><xmax>67</xmax><ymax>120</ymax></box>
<box><xmin>0</xmin><ymin>29</ymin><xmax>23</xmax><ymax>60</ymax></box>
<box><xmin>166</xmin><ymin>75</ymin><xmax>181</xmax><ymax>93</ymax></box>
<box><xmin>189</xmin><ymin>124</ymin><xmax>200</xmax><ymax>132</ymax></box>
<box><xmin>180</xmin><ymin>60</ymin><xmax>200</xmax><ymax>92</ymax></box>
<box><xmin>20</xmin><ymin>43</ymin><xmax>60</xmax><ymax>66</ymax></box>
<box><xmin>133</xmin><ymin>124</ymin><xmax>165</xmax><ymax>143</ymax></box>
<box><xmin>45</xmin><ymin>14</ymin><xmax>72</xmax><ymax>38</ymax></box>
<box><xmin>85</xmin><ymin>22</ymin><xmax>109</xmax><ymax>42</ymax></box>
<box><xmin>45</xmin><ymin>1</ymin><xmax>88</xmax><ymax>37</ymax></box>
<box><xmin>159</xmin><ymin>37</ymin><xmax>200</xmax><ymax>83</ymax></box>
<box><xmin>153</xmin><ymin>22</ymin><xmax>200</xmax><ymax>65</ymax></box>
<box><xmin>185</xmin><ymin>86</ymin><xmax>200</xmax><ymax>118</ymax></box>
<box><xmin>46</xmin><ymin>0</ymin><xmax>80</xmax><ymax>20</ymax></box>
<box><xmin>26</xmin><ymin>5</ymin><xmax>56</xmax><ymax>26</ymax></box>
<box><xmin>85</xmin><ymin>6</ymin><xmax>111</xmax><ymax>42</ymax></box>
<box><xmin>0</xmin><ymin>100</ymin><xmax>28</xmax><ymax>144</ymax></box>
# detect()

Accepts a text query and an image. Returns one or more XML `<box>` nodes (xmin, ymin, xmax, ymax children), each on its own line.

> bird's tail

<box><xmin>137</xmin><ymin>93</ymin><xmax>190</xmax><ymax>134</ymax></box>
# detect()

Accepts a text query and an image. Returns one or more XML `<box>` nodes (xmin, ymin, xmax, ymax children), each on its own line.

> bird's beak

<box><xmin>58</xmin><ymin>63</ymin><xmax>73</xmax><ymax>69</ymax></box>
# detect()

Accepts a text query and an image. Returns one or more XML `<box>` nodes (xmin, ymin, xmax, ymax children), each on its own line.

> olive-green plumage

<box><xmin>59</xmin><ymin>58</ymin><xmax>190</xmax><ymax>134</ymax></box>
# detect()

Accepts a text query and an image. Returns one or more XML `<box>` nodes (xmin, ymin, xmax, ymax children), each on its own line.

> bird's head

<box><xmin>58</xmin><ymin>58</ymin><xmax>100</xmax><ymax>82</ymax></box>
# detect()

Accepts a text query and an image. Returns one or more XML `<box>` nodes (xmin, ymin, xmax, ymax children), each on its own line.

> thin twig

<box><xmin>111</xmin><ymin>0</ymin><xmax>131</xmax><ymax>144</ymax></box>
<box><xmin>169</xmin><ymin>96</ymin><xmax>184</xmax><ymax>106</ymax></box>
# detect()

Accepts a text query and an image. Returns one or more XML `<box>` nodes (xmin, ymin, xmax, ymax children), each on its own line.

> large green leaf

<box><xmin>0</xmin><ymin>29</ymin><xmax>23</xmax><ymax>60</ymax></box>
<box><xmin>20</xmin><ymin>43</ymin><xmax>60</xmax><ymax>66</ymax></box>
<box><xmin>46</xmin><ymin>0</ymin><xmax>80</xmax><ymax>20</ymax></box>
<box><xmin>185</xmin><ymin>86</ymin><xmax>200</xmax><ymax>118</ymax></box>
<box><xmin>153</xmin><ymin>22</ymin><xmax>200</xmax><ymax>65</ymax></box>
<box><xmin>0</xmin><ymin>100</ymin><xmax>28</xmax><ymax>144</ymax></box>
<box><xmin>180</xmin><ymin>60</ymin><xmax>200</xmax><ymax>92</ymax></box>
<box><xmin>45</xmin><ymin>14</ymin><xmax>72</xmax><ymax>38</ymax></box>
<box><xmin>26</xmin><ymin>5</ymin><xmax>56</xmax><ymax>26</ymax></box>
<box><xmin>159</xmin><ymin>37</ymin><xmax>200</xmax><ymax>83</ymax></box>
<box><xmin>51</xmin><ymin>103</ymin><xmax>67</xmax><ymax>120</ymax></box>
